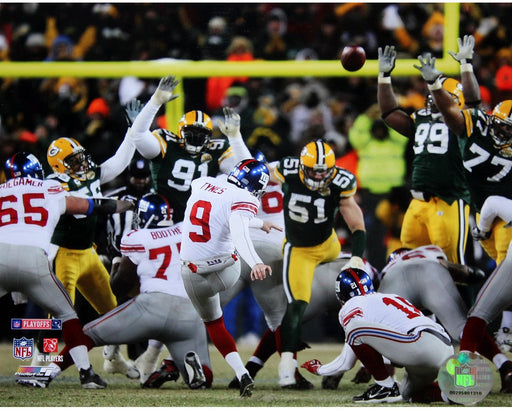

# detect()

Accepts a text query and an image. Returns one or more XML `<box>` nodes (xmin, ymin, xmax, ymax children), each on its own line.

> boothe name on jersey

<box><xmin>276</xmin><ymin>157</ymin><xmax>357</xmax><ymax>247</ymax></box>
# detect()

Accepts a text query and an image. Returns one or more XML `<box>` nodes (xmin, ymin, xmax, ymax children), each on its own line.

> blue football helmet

<box><xmin>250</xmin><ymin>148</ymin><xmax>267</xmax><ymax>163</ymax></box>
<box><xmin>136</xmin><ymin>193</ymin><xmax>173</xmax><ymax>229</ymax></box>
<box><xmin>227</xmin><ymin>158</ymin><xmax>270</xmax><ymax>198</ymax></box>
<box><xmin>387</xmin><ymin>247</ymin><xmax>412</xmax><ymax>264</ymax></box>
<box><xmin>335</xmin><ymin>267</ymin><xmax>375</xmax><ymax>305</ymax></box>
<box><xmin>4</xmin><ymin>152</ymin><xmax>44</xmax><ymax>180</ymax></box>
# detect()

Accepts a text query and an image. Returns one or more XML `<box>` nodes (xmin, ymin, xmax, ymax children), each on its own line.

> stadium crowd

<box><xmin>2</xmin><ymin>2</ymin><xmax>512</xmax><ymax>403</ymax></box>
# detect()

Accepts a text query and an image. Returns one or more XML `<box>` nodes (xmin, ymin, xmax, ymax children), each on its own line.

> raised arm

<box><xmin>218</xmin><ymin>107</ymin><xmax>253</xmax><ymax>174</ymax></box>
<box><xmin>448</xmin><ymin>34</ymin><xmax>481</xmax><ymax>107</ymax></box>
<box><xmin>377</xmin><ymin>45</ymin><xmax>415</xmax><ymax>138</ymax></box>
<box><xmin>415</xmin><ymin>54</ymin><xmax>466</xmax><ymax>136</ymax></box>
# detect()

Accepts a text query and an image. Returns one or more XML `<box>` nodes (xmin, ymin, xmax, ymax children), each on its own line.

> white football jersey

<box><xmin>180</xmin><ymin>175</ymin><xmax>259</xmax><ymax>261</ymax></box>
<box><xmin>120</xmin><ymin>222</ymin><xmax>188</xmax><ymax>298</ymax></box>
<box><xmin>0</xmin><ymin>178</ymin><xmax>67</xmax><ymax>253</ymax></box>
<box><xmin>339</xmin><ymin>292</ymin><xmax>447</xmax><ymax>336</ymax></box>
<box><xmin>380</xmin><ymin>245</ymin><xmax>447</xmax><ymax>277</ymax></box>
<box><xmin>250</xmin><ymin>181</ymin><xmax>285</xmax><ymax>245</ymax></box>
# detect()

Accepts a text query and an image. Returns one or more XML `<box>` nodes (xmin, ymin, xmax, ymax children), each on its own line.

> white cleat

<box><xmin>103</xmin><ymin>345</ymin><xmax>139</xmax><ymax>379</ymax></box>
<box><xmin>496</xmin><ymin>327</ymin><xmax>512</xmax><ymax>353</ymax></box>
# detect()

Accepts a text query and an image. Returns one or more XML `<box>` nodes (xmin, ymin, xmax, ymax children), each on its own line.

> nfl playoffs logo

<box><xmin>13</xmin><ymin>337</ymin><xmax>34</xmax><ymax>360</ymax></box>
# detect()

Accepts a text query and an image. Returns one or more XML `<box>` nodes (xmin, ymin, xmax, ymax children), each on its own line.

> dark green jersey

<box><xmin>150</xmin><ymin>129</ymin><xmax>233</xmax><ymax>223</ymax></box>
<box><xmin>276</xmin><ymin>157</ymin><xmax>357</xmax><ymax>247</ymax></box>
<box><xmin>460</xmin><ymin>108</ymin><xmax>512</xmax><ymax>211</ymax></box>
<box><xmin>48</xmin><ymin>164</ymin><xmax>102</xmax><ymax>249</ymax></box>
<box><xmin>410</xmin><ymin>110</ymin><xmax>470</xmax><ymax>204</ymax></box>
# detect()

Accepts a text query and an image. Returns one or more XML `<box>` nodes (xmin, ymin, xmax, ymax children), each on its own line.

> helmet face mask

<box><xmin>4</xmin><ymin>152</ymin><xmax>44</xmax><ymax>180</ymax></box>
<box><xmin>335</xmin><ymin>267</ymin><xmax>375</xmax><ymax>306</ymax></box>
<box><xmin>178</xmin><ymin>111</ymin><xmax>213</xmax><ymax>155</ymax></box>
<box><xmin>299</xmin><ymin>140</ymin><xmax>336</xmax><ymax>191</ymax></box>
<box><xmin>227</xmin><ymin>159</ymin><xmax>270</xmax><ymax>198</ymax></box>
<box><xmin>136</xmin><ymin>193</ymin><xmax>173</xmax><ymax>229</ymax></box>
<box><xmin>491</xmin><ymin>100</ymin><xmax>512</xmax><ymax>149</ymax></box>
<box><xmin>47</xmin><ymin>137</ymin><xmax>92</xmax><ymax>180</ymax></box>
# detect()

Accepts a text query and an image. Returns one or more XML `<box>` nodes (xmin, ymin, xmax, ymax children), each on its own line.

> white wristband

<box><xmin>378</xmin><ymin>73</ymin><xmax>392</xmax><ymax>84</ymax></box>
<box><xmin>461</xmin><ymin>63</ymin><xmax>473</xmax><ymax>73</ymax></box>
<box><xmin>427</xmin><ymin>78</ymin><xmax>443</xmax><ymax>91</ymax></box>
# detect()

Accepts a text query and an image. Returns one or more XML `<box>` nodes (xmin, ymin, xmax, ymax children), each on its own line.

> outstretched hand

<box><xmin>151</xmin><ymin>75</ymin><xmax>180</xmax><ymax>105</ymax></box>
<box><xmin>378</xmin><ymin>45</ymin><xmax>396</xmax><ymax>76</ymax></box>
<box><xmin>218</xmin><ymin>107</ymin><xmax>241</xmax><ymax>138</ymax></box>
<box><xmin>261</xmin><ymin>221</ymin><xmax>283</xmax><ymax>234</ymax></box>
<box><xmin>301</xmin><ymin>359</ymin><xmax>322</xmax><ymax>375</ymax></box>
<box><xmin>413</xmin><ymin>53</ymin><xmax>444</xmax><ymax>84</ymax></box>
<box><xmin>123</xmin><ymin>99</ymin><xmax>144</xmax><ymax>126</ymax></box>
<box><xmin>448</xmin><ymin>34</ymin><xmax>475</xmax><ymax>63</ymax></box>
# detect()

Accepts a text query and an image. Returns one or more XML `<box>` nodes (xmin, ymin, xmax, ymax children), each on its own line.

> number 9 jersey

<box><xmin>274</xmin><ymin>157</ymin><xmax>357</xmax><ymax>247</ymax></box>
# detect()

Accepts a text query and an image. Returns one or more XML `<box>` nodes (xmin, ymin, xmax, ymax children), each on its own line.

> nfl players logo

<box><xmin>43</xmin><ymin>338</ymin><xmax>58</xmax><ymax>353</ymax></box>
<box><xmin>13</xmin><ymin>337</ymin><xmax>34</xmax><ymax>360</ymax></box>
<box><xmin>455</xmin><ymin>365</ymin><xmax>477</xmax><ymax>388</ymax></box>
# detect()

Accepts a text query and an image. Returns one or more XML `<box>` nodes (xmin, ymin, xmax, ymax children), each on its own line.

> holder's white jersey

<box><xmin>339</xmin><ymin>292</ymin><xmax>448</xmax><ymax>338</ymax></box>
<box><xmin>380</xmin><ymin>245</ymin><xmax>447</xmax><ymax>278</ymax></box>
<box><xmin>120</xmin><ymin>223</ymin><xmax>188</xmax><ymax>298</ymax></box>
<box><xmin>0</xmin><ymin>177</ymin><xmax>67</xmax><ymax>253</ymax></box>
<box><xmin>250</xmin><ymin>181</ymin><xmax>285</xmax><ymax>246</ymax></box>
<box><xmin>180</xmin><ymin>176</ymin><xmax>259</xmax><ymax>261</ymax></box>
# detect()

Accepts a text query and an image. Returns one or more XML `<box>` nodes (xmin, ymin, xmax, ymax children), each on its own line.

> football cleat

<box><xmin>47</xmin><ymin>137</ymin><xmax>93</xmax><ymax>181</ymax></box>
<box><xmin>178</xmin><ymin>110</ymin><xmax>213</xmax><ymax>155</ymax></box>
<box><xmin>491</xmin><ymin>100</ymin><xmax>512</xmax><ymax>149</ymax></box>
<box><xmin>353</xmin><ymin>382</ymin><xmax>402</xmax><ymax>403</ymax></box>
<box><xmin>227</xmin><ymin>158</ymin><xmax>270</xmax><ymax>198</ymax></box>
<box><xmin>142</xmin><ymin>359</ymin><xmax>180</xmax><ymax>389</ymax></box>
<box><xmin>184</xmin><ymin>351</ymin><xmax>207</xmax><ymax>389</ymax></box>
<box><xmin>335</xmin><ymin>267</ymin><xmax>375</xmax><ymax>306</ymax></box>
<box><xmin>496</xmin><ymin>327</ymin><xmax>512</xmax><ymax>353</ymax></box>
<box><xmin>4</xmin><ymin>152</ymin><xmax>45</xmax><ymax>180</ymax></box>
<box><xmin>134</xmin><ymin>347</ymin><xmax>160</xmax><ymax>384</ymax></box>
<box><xmin>239</xmin><ymin>373</ymin><xmax>254</xmax><ymax>397</ymax></box>
<box><xmin>102</xmin><ymin>345</ymin><xmax>140</xmax><ymax>379</ymax></box>
<box><xmin>79</xmin><ymin>366</ymin><xmax>107</xmax><ymax>389</ymax></box>
<box><xmin>499</xmin><ymin>360</ymin><xmax>512</xmax><ymax>393</ymax></box>
<box><xmin>136</xmin><ymin>193</ymin><xmax>174</xmax><ymax>229</ymax></box>
<box><xmin>299</xmin><ymin>140</ymin><xmax>336</xmax><ymax>192</ymax></box>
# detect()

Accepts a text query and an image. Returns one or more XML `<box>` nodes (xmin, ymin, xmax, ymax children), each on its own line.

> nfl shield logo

<box><xmin>13</xmin><ymin>337</ymin><xmax>34</xmax><ymax>360</ymax></box>
<box><xmin>11</xmin><ymin>319</ymin><xmax>22</xmax><ymax>329</ymax></box>
<box><xmin>455</xmin><ymin>365</ymin><xmax>476</xmax><ymax>388</ymax></box>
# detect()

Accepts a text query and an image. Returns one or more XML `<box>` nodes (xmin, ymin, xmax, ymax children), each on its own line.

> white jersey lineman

<box><xmin>378</xmin><ymin>245</ymin><xmax>468</xmax><ymax>342</ymax></box>
<box><xmin>83</xmin><ymin>222</ymin><xmax>211</xmax><ymax>379</ymax></box>
<box><xmin>0</xmin><ymin>177</ymin><xmax>77</xmax><ymax>321</ymax></box>
<box><xmin>339</xmin><ymin>292</ymin><xmax>453</xmax><ymax>401</ymax></box>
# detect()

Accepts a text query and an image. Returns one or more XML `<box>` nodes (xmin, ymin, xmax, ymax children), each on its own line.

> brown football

<box><xmin>340</xmin><ymin>46</ymin><xmax>366</xmax><ymax>72</ymax></box>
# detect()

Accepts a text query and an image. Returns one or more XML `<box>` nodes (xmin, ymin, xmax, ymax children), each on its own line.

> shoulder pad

<box><xmin>153</xmin><ymin>128</ymin><xmax>180</xmax><ymax>143</ymax></box>
<box><xmin>331</xmin><ymin>167</ymin><xmax>357</xmax><ymax>194</ymax></box>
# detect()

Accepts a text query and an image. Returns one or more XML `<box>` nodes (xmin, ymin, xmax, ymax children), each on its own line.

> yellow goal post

<box><xmin>0</xmin><ymin>3</ymin><xmax>460</xmax><ymax>130</ymax></box>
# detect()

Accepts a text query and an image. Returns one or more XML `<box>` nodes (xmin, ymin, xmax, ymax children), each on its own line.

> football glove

<box><xmin>448</xmin><ymin>34</ymin><xmax>475</xmax><ymax>64</ymax></box>
<box><xmin>472</xmin><ymin>226</ymin><xmax>491</xmax><ymax>241</ymax></box>
<box><xmin>123</xmin><ymin>99</ymin><xmax>143</xmax><ymax>126</ymax></box>
<box><xmin>150</xmin><ymin>75</ymin><xmax>180</xmax><ymax>105</ymax></box>
<box><xmin>341</xmin><ymin>256</ymin><xmax>365</xmax><ymax>271</ymax></box>
<box><xmin>378</xmin><ymin>45</ymin><xmax>396</xmax><ymax>76</ymax></box>
<box><xmin>218</xmin><ymin>107</ymin><xmax>241</xmax><ymax>138</ymax></box>
<box><xmin>414</xmin><ymin>53</ymin><xmax>444</xmax><ymax>84</ymax></box>
<box><xmin>301</xmin><ymin>359</ymin><xmax>322</xmax><ymax>375</ymax></box>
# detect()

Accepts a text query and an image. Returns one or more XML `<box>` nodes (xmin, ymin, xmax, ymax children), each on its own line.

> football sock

<box><xmin>460</xmin><ymin>316</ymin><xmax>486</xmax><ymax>352</ymax></box>
<box><xmin>351</xmin><ymin>343</ymin><xmax>389</xmax><ymax>381</ymax></box>
<box><xmin>205</xmin><ymin>316</ymin><xmax>237</xmax><ymax>357</ymax></box>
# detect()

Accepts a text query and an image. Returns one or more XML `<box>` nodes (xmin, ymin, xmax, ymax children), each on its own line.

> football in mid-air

<box><xmin>340</xmin><ymin>46</ymin><xmax>366</xmax><ymax>72</ymax></box>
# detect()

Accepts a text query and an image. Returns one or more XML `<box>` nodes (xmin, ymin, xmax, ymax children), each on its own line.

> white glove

<box><xmin>218</xmin><ymin>107</ymin><xmax>242</xmax><ymax>138</ymax></box>
<box><xmin>341</xmin><ymin>256</ymin><xmax>365</xmax><ymax>271</ymax></box>
<box><xmin>448</xmin><ymin>35</ymin><xmax>475</xmax><ymax>64</ymax></box>
<box><xmin>150</xmin><ymin>75</ymin><xmax>180</xmax><ymax>105</ymax></box>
